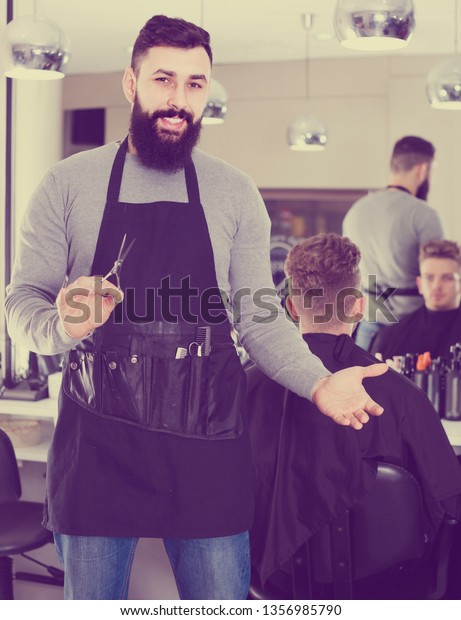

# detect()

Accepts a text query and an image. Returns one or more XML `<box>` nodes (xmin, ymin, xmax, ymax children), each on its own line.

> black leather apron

<box><xmin>44</xmin><ymin>139</ymin><xmax>254</xmax><ymax>538</ymax></box>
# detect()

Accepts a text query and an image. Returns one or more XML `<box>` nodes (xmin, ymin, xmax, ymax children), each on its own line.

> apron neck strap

<box><xmin>106</xmin><ymin>136</ymin><xmax>129</xmax><ymax>204</ymax></box>
<box><xmin>184</xmin><ymin>159</ymin><xmax>201</xmax><ymax>205</ymax></box>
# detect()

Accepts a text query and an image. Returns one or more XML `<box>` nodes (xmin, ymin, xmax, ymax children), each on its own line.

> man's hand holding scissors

<box><xmin>56</xmin><ymin>234</ymin><xmax>135</xmax><ymax>339</ymax></box>
<box><xmin>56</xmin><ymin>275</ymin><xmax>123</xmax><ymax>339</ymax></box>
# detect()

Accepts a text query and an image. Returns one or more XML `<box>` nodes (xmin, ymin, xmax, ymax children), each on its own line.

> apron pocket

<box><xmin>150</xmin><ymin>357</ymin><xmax>190</xmax><ymax>434</ymax></box>
<box><xmin>100</xmin><ymin>351</ymin><xmax>146</xmax><ymax>424</ymax></box>
<box><xmin>63</xmin><ymin>350</ymin><xmax>99</xmax><ymax>412</ymax></box>
<box><xmin>206</xmin><ymin>349</ymin><xmax>245</xmax><ymax>439</ymax></box>
<box><xmin>145</xmin><ymin>349</ymin><xmax>244</xmax><ymax>439</ymax></box>
<box><xmin>185</xmin><ymin>356</ymin><xmax>210</xmax><ymax>436</ymax></box>
<box><xmin>63</xmin><ymin>345</ymin><xmax>244</xmax><ymax>439</ymax></box>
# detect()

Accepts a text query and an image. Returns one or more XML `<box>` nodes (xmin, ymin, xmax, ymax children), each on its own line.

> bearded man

<box><xmin>5</xmin><ymin>15</ymin><xmax>388</xmax><ymax>601</ymax></box>
<box><xmin>343</xmin><ymin>136</ymin><xmax>443</xmax><ymax>351</ymax></box>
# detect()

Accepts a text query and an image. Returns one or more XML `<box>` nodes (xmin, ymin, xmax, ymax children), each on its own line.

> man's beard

<box><xmin>129</xmin><ymin>97</ymin><xmax>202</xmax><ymax>172</ymax></box>
<box><xmin>416</xmin><ymin>177</ymin><xmax>430</xmax><ymax>201</ymax></box>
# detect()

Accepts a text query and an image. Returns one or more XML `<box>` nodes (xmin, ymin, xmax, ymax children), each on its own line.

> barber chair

<box><xmin>250</xmin><ymin>462</ymin><xmax>458</xmax><ymax>600</ymax></box>
<box><xmin>0</xmin><ymin>427</ymin><xmax>63</xmax><ymax>599</ymax></box>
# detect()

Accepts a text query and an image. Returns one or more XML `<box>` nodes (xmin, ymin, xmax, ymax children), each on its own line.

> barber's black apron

<box><xmin>44</xmin><ymin>139</ymin><xmax>254</xmax><ymax>538</ymax></box>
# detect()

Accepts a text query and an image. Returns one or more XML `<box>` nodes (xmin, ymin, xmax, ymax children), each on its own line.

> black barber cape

<box><xmin>370</xmin><ymin>306</ymin><xmax>461</xmax><ymax>360</ymax></box>
<box><xmin>246</xmin><ymin>333</ymin><xmax>461</xmax><ymax>584</ymax></box>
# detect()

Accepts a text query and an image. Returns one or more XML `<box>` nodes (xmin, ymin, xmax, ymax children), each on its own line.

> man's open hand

<box><xmin>311</xmin><ymin>363</ymin><xmax>389</xmax><ymax>430</ymax></box>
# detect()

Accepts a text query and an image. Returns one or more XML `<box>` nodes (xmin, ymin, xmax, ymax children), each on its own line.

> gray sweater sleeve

<box><xmin>5</xmin><ymin>171</ymin><xmax>82</xmax><ymax>354</ymax></box>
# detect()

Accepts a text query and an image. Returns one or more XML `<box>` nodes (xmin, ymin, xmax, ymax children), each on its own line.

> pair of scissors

<box><xmin>101</xmin><ymin>233</ymin><xmax>136</xmax><ymax>289</ymax></box>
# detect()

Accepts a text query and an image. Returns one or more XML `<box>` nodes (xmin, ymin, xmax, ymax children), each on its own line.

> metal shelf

<box><xmin>0</xmin><ymin>397</ymin><xmax>58</xmax><ymax>421</ymax></box>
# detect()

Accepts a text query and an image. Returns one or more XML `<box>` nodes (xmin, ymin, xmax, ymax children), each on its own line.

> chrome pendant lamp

<box><xmin>202</xmin><ymin>78</ymin><xmax>228</xmax><ymax>125</ymax></box>
<box><xmin>287</xmin><ymin>13</ymin><xmax>327</xmax><ymax>152</ymax></box>
<box><xmin>334</xmin><ymin>0</ymin><xmax>415</xmax><ymax>51</ymax></box>
<box><xmin>427</xmin><ymin>0</ymin><xmax>461</xmax><ymax>109</ymax></box>
<box><xmin>200</xmin><ymin>0</ymin><xmax>228</xmax><ymax>125</ymax></box>
<box><xmin>4</xmin><ymin>1</ymin><xmax>71</xmax><ymax>80</ymax></box>
<box><xmin>287</xmin><ymin>114</ymin><xmax>328</xmax><ymax>151</ymax></box>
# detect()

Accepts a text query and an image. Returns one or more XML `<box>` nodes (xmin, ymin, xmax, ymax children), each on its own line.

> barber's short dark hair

<box><xmin>390</xmin><ymin>136</ymin><xmax>435</xmax><ymax>172</ymax></box>
<box><xmin>131</xmin><ymin>15</ymin><xmax>212</xmax><ymax>74</ymax></box>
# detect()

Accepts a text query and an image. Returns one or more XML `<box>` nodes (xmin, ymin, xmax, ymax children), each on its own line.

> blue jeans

<box><xmin>54</xmin><ymin>531</ymin><xmax>250</xmax><ymax>600</ymax></box>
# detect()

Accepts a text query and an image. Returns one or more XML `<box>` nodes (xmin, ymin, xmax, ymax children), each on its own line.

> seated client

<box><xmin>370</xmin><ymin>239</ymin><xmax>461</xmax><ymax>361</ymax></box>
<box><xmin>246</xmin><ymin>233</ymin><xmax>461</xmax><ymax>586</ymax></box>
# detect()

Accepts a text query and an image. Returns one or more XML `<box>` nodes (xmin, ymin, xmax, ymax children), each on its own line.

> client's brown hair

<box><xmin>284</xmin><ymin>233</ymin><xmax>361</xmax><ymax>324</ymax></box>
<box><xmin>419</xmin><ymin>240</ymin><xmax>461</xmax><ymax>267</ymax></box>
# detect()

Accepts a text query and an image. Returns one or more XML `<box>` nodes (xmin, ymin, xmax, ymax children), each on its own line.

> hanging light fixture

<box><xmin>427</xmin><ymin>0</ymin><xmax>461</xmax><ymax>109</ymax></box>
<box><xmin>202</xmin><ymin>78</ymin><xmax>228</xmax><ymax>125</ymax></box>
<box><xmin>287</xmin><ymin>13</ymin><xmax>327</xmax><ymax>152</ymax></box>
<box><xmin>199</xmin><ymin>0</ymin><xmax>228</xmax><ymax>125</ymax></box>
<box><xmin>287</xmin><ymin>114</ymin><xmax>328</xmax><ymax>151</ymax></box>
<box><xmin>4</xmin><ymin>1</ymin><xmax>71</xmax><ymax>80</ymax></box>
<box><xmin>334</xmin><ymin>0</ymin><xmax>415</xmax><ymax>51</ymax></box>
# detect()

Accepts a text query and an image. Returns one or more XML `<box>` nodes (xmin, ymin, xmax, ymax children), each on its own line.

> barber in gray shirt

<box><xmin>343</xmin><ymin>136</ymin><xmax>443</xmax><ymax>351</ymax></box>
<box><xmin>5</xmin><ymin>15</ymin><xmax>387</xmax><ymax>601</ymax></box>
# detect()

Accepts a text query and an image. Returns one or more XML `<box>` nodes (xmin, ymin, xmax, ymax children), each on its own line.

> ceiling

<box><xmin>12</xmin><ymin>0</ymin><xmax>461</xmax><ymax>74</ymax></box>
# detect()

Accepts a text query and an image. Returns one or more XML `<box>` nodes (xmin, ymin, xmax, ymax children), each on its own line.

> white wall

<box><xmin>63</xmin><ymin>53</ymin><xmax>461</xmax><ymax>240</ymax></box>
<box><xmin>14</xmin><ymin>80</ymin><xmax>63</xmax><ymax>251</ymax></box>
<box><xmin>10</xmin><ymin>80</ymin><xmax>62</xmax><ymax>374</ymax></box>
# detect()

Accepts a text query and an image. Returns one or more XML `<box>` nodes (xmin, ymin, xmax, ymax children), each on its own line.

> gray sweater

<box><xmin>343</xmin><ymin>189</ymin><xmax>444</xmax><ymax>323</ymax></box>
<box><xmin>5</xmin><ymin>142</ymin><xmax>330</xmax><ymax>399</ymax></box>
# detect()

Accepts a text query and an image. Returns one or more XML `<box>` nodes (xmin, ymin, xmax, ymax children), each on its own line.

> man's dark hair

<box><xmin>390</xmin><ymin>136</ymin><xmax>435</xmax><ymax>172</ymax></box>
<box><xmin>131</xmin><ymin>15</ymin><xmax>213</xmax><ymax>75</ymax></box>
